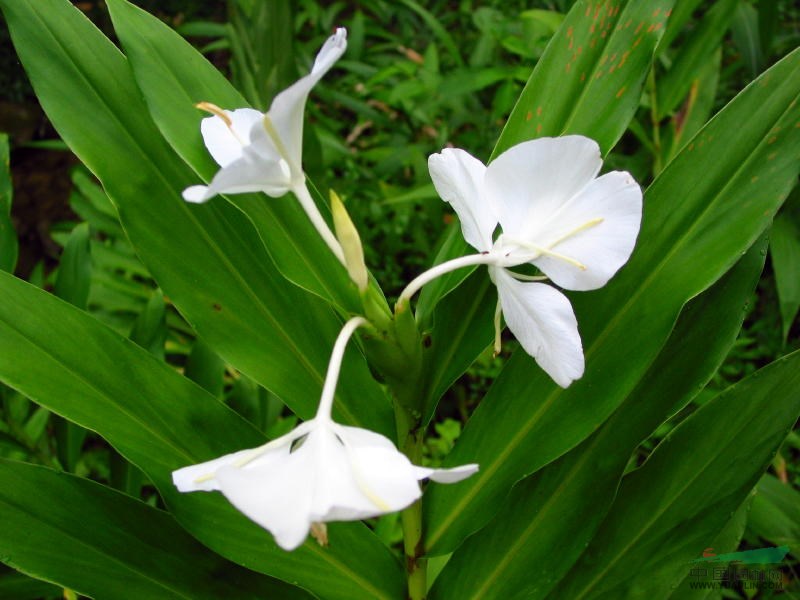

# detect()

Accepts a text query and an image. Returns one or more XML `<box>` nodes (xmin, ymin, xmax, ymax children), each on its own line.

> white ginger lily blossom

<box><xmin>399</xmin><ymin>136</ymin><xmax>642</xmax><ymax>388</ymax></box>
<box><xmin>172</xmin><ymin>317</ymin><xmax>478</xmax><ymax>551</ymax></box>
<box><xmin>182</xmin><ymin>28</ymin><xmax>348</xmax><ymax>262</ymax></box>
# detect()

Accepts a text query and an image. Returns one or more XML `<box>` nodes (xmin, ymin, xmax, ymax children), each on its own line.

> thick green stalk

<box><xmin>395</xmin><ymin>403</ymin><xmax>427</xmax><ymax>600</ymax></box>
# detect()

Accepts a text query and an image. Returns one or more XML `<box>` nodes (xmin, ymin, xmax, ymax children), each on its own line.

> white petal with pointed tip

<box><xmin>266</xmin><ymin>28</ymin><xmax>348</xmax><ymax>170</ymax></box>
<box><xmin>529</xmin><ymin>171</ymin><xmax>642</xmax><ymax>290</ymax></box>
<box><xmin>215</xmin><ymin>443</ymin><xmax>315</xmax><ymax>551</ymax></box>
<box><xmin>172</xmin><ymin>446</ymin><xmax>257</xmax><ymax>492</ymax></box>
<box><xmin>181</xmin><ymin>151</ymin><xmax>292</xmax><ymax>203</ymax></box>
<box><xmin>413</xmin><ymin>463</ymin><xmax>480</xmax><ymax>483</ymax></box>
<box><xmin>492</xmin><ymin>267</ymin><xmax>584</xmax><ymax>387</ymax></box>
<box><xmin>486</xmin><ymin>136</ymin><xmax>602</xmax><ymax>241</ymax></box>
<box><xmin>200</xmin><ymin>108</ymin><xmax>263</xmax><ymax>167</ymax></box>
<box><xmin>428</xmin><ymin>148</ymin><xmax>496</xmax><ymax>252</ymax></box>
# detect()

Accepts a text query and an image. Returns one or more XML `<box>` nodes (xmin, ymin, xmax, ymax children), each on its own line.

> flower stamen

<box><xmin>262</xmin><ymin>115</ymin><xmax>300</xmax><ymax>177</ymax></box>
<box><xmin>195</xmin><ymin>101</ymin><xmax>248</xmax><ymax>146</ymax></box>
<box><xmin>548</xmin><ymin>217</ymin><xmax>605</xmax><ymax>247</ymax></box>
<box><xmin>310</xmin><ymin>522</ymin><xmax>329</xmax><ymax>546</ymax></box>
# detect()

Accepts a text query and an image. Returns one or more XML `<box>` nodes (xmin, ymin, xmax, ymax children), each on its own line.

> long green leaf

<box><xmin>499</xmin><ymin>0</ymin><xmax>674</xmax><ymax>157</ymax></box>
<box><xmin>770</xmin><ymin>212</ymin><xmax>800</xmax><ymax>340</ymax></box>
<box><xmin>0</xmin><ymin>0</ymin><xmax>392</xmax><ymax>435</ymax></box>
<box><xmin>431</xmin><ymin>237</ymin><xmax>766</xmax><ymax>600</ymax></box>
<box><xmin>0</xmin><ymin>272</ymin><xmax>405</xmax><ymax>600</ymax></box>
<box><xmin>555</xmin><ymin>350</ymin><xmax>800</xmax><ymax>599</ymax></box>
<box><xmin>0</xmin><ymin>459</ymin><xmax>309</xmax><ymax>600</ymax></box>
<box><xmin>105</xmin><ymin>0</ymin><xmax>359</xmax><ymax>312</ymax></box>
<box><xmin>656</xmin><ymin>0</ymin><xmax>739</xmax><ymax>118</ymax></box>
<box><xmin>424</xmin><ymin>48</ymin><xmax>800</xmax><ymax>556</ymax></box>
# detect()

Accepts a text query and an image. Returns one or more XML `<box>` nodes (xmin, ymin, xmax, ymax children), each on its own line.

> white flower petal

<box><xmin>186</xmin><ymin>151</ymin><xmax>292</xmax><ymax>201</ymax></box>
<box><xmin>493</xmin><ymin>267</ymin><xmax>584</xmax><ymax>387</ymax></box>
<box><xmin>181</xmin><ymin>185</ymin><xmax>213</xmax><ymax>204</ymax></box>
<box><xmin>265</xmin><ymin>28</ymin><xmax>347</xmax><ymax>169</ymax></box>
<box><xmin>215</xmin><ymin>447</ymin><xmax>315</xmax><ymax>551</ymax></box>
<box><xmin>200</xmin><ymin>108</ymin><xmax>263</xmax><ymax>168</ymax></box>
<box><xmin>530</xmin><ymin>171</ymin><xmax>642</xmax><ymax>290</ymax></box>
<box><xmin>321</xmin><ymin>444</ymin><xmax>423</xmax><ymax>521</ymax></box>
<box><xmin>428</xmin><ymin>148</ymin><xmax>496</xmax><ymax>252</ymax></box>
<box><xmin>485</xmin><ymin>136</ymin><xmax>602</xmax><ymax>241</ymax></box>
<box><xmin>413</xmin><ymin>463</ymin><xmax>479</xmax><ymax>483</ymax></box>
<box><xmin>335</xmin><ymin>424</ymin><xmax>400</xmax><ymax>452</ymax></box>
<box><xmin>172</xmin><ymin>446</ymin><xmax>259</xmax><ymax>492</ymax></box>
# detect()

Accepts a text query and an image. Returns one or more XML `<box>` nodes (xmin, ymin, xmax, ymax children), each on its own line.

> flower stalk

<box><xmin>395</xmin><ymin>402</ymin><xmax>428</xmax><ymax>600</ymax></box>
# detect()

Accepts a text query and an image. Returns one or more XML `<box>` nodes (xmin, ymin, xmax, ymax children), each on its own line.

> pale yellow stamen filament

<box><xmin>508</xmin><ymin>239</ymin><xmax>588</xmax><ymax>270</ymax></box>
<box><xmin>548</xmin><ymin>217</ymin><xmax>605</xmax><ymax>247</ymax></box>
<box><xmin>195</xmin><ymin>101</ymin><xmax>248</xmax><ymax>146</ymax></box>
<box><xmin>262</xmin><ymin>115</ymin><xmax>298</xmax><ymax>174</ymax></box>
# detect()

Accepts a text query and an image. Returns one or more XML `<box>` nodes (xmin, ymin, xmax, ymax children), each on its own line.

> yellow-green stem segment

<box><xmin>395</xmin><ymin>403</ymin><xmax>427</xmax><ymax>600</ymax></box>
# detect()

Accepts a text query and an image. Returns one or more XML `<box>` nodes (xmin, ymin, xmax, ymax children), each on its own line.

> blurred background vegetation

<box><xmin>1</xmin><ymin>1</ymin><xmax>799</xmax><ymax>596</ymax></box>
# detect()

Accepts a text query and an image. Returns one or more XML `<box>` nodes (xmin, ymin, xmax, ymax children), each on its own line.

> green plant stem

<box><xmin>395</xmin><ymin>403</ymin><xmax>427</xmax><ymax>600</ymax></box>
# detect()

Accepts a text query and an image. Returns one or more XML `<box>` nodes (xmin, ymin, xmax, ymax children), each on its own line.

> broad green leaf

<box><xmin>0</xmin><ymin>272</ymin><xmax>405</xmax><ymax>600</ymax></box>
<box><xmin>770</xmin><ymin>212</ymin><xmax>800</xmax><ymax>340</ymax></box>
<box><xmin>105</xmin><ymin>0</ymin><xmax>359</xmax><ymax>313</ymax></box>
<box><xmin>0</xmin><ymin>133</ymin><xmax>17</xmax><ymax>273</ymax></box>
<box><xmin>0</xmin><ymin>459</ymin><xmax>310</xmax><ymax>600</ymax></box>
<box><xmin>747</xmin><ymin>474</ymin><xmax>800</xmax><ymax>559</ymax></box>
<box><xmin>0</xmin><ymin>0</ymin><xmax>392</xmax><ymax>435</ymax></box>
<box><xmin>656</xmin><ymin>0</ymin><xmax>738</xmax><ymax>119</ymax></box>
<box><xmin>416</xmin><ymin>0</ymin><xmax>675</xmax><ymax>414</ymax></box>
<box><xmin>430</xmin><ymin>238</ymin><xmax>766</xmax><ymax>600</ymax></box>
<box><xmin>555</xmin><ymin>351</ymin><xmax>800</xmax><ymax>599</ymax></box>
<box><xmin>424</xmin><ymin>48</ymin><xmax>800</xmax><ymax>556</ymax></box>
<box><xmin>499</xmin><ymin>0</ymin><xmax>674</xmax><ymax>157</ymax></box>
